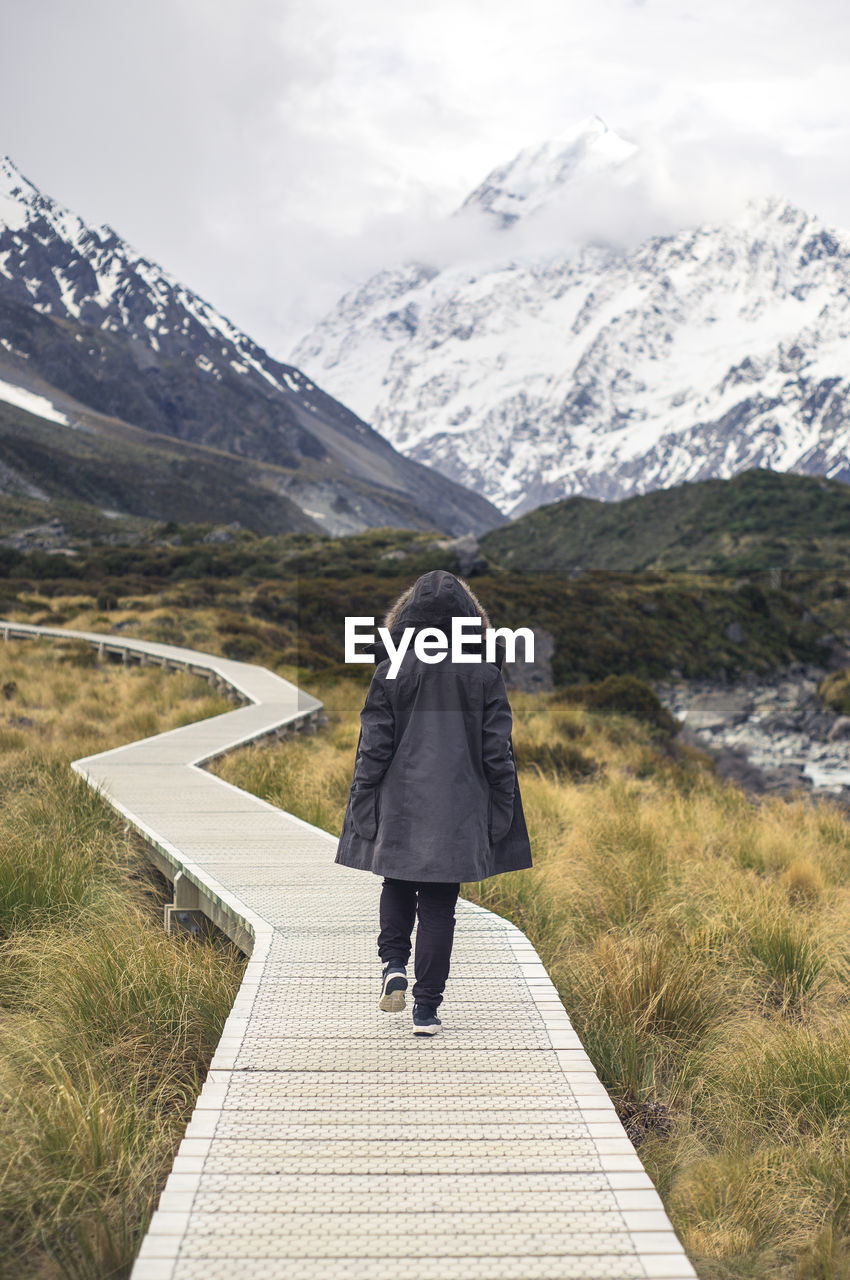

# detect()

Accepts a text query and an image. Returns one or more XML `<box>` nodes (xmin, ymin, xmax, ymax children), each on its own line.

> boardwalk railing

<box><xmin>2</xmin><ymin>621</ymin><xmax>697</xmax><ymax>1280</ymax></box>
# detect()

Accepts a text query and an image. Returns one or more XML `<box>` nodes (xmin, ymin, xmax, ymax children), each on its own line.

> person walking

<box><xmin>335</xmin><ymin>570</ymin><xmax>533</xmax><ymax>1036</ymax></box>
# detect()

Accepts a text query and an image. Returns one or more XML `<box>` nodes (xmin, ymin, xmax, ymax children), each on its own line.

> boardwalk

<box><xmin>1</xmin><ymin>622</ymin><xmax>697</xmax><ymax>1280</ymax></box>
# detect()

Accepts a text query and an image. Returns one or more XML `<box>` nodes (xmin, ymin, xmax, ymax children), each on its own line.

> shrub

<box><xmin>555</xmin><ymin>673</ymin><xmax>680</xmax><ymax>734</ymax></box>
<box><xmin>817</xmin><ymin>668</ymin><xmax>850</xmax><ymax>715</ymax></box>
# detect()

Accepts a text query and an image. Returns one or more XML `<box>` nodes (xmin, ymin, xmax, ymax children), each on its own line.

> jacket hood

<box><xmin>385</xmin><ymin>570</ymin><xmax>490</xmax><ymax>635</ymax></box>
<box><xmin>365</xmin><ymin>570</ymin><xmax>504</xmax><ymax>669</ymax></box>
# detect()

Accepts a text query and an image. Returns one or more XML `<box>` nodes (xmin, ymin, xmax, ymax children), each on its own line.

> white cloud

<box><xmin>2</xmin><ymin>0</ymin><xmax>850</xmax><ymax>357</ymax></box>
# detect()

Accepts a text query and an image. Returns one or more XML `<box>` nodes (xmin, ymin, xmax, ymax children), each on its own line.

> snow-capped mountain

<box><xmin>0</xmin><ymin>156</ymin><xmax>504</xmax><ymax>536</ymax></box>
<box><xmin>291</xmin><ymin>115</ymin><xmax>850</xmax><ymax>516</ymax></box>
<box><xmin>458</xmin><ymin>113</ymin><xmax>639</xmax><ymax>227</ymax></box>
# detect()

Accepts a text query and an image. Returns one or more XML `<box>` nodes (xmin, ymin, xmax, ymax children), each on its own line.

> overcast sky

<box><xmin>4</xmin><ymin>0</ymin><xmax>850</xmax><ymax>356</ymax></box>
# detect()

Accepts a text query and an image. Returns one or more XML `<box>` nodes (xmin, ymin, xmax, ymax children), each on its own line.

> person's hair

<box><xmin>382</xmin><ymin>573</ymin><xmax>492</xmax><ymax>633</ymax></box>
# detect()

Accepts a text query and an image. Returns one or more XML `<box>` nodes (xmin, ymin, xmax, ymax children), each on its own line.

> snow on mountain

<box><xmin>0</xmin><ymin>156</ymin><xmax>505</xmax><ymax>536</ymax></box>
<box><xmin>459</xmin><ymin>113</ymin><xmax>639</xmax><ymax>227</ymax></box>
<box><xmin>0</xmin><ymin>375</ymin><xmax>69</xmax><ymax>426</ymax></box>
<box><xmin>0</xmin><ymin>154</ymin><xmax>316</xmax><ymax>397</ymax></box>
<box><xmin>290</xmin><ymin>116</ymin><xmax>850</xmax><ymax>516</ymax></box>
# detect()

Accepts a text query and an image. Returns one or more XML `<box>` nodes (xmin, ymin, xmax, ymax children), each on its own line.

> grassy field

<box><xmin>0</xmin><ymin>638</ymin><xmax>246</xmax><ymax>1280</ymax></box>
<box><xmin>214</xmin><ymin>674</ymin><xmax>850</xmax><ymax>1280</ymax></box>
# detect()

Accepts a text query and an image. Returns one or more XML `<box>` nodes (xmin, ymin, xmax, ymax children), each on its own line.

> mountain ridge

<box><xmin>0</xmin><ymin>155</ymin><xmax>506</xmax><ymax>537</ymax></box>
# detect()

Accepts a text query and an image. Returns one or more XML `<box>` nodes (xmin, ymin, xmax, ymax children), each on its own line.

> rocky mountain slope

<box><xmin>0</xmin><ymin>388</ymin><xmax>328</xmax><ymax>542</ymax></box>
<box><xmin>0</xmin><ymin>157</ymin><xmax>505</xmax><ymax>537</ymax></box>
<box><xmin>291</xmin><ymin>115</ymin><xmax>850</xmax><ymax>516</ymax></box>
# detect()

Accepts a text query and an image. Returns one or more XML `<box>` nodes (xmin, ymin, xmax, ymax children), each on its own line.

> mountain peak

<box><xmin>0</xmin><ymin>156</ymin><xmax>42</xmax><ymax>235</ymax></box>
<box><xmin>0</xmin><ymin>155</ymin><xmax>39</xmax><ymax>205</ymax></box>
<box><xmin>457</xmin><ymin>115</ymin><xmax>639</xmax><ymax>226</ymax></box>
<box><xmin>550</xmin><ymin>113</ymin><xmax>610</xmax><ymax>144</ymax></box>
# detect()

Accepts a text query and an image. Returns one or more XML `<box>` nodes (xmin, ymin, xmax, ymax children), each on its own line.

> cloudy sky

<box><xmin>4</xmin><ymin>0</ymin><xmax>850</xmax><ymax>355</ymax></box>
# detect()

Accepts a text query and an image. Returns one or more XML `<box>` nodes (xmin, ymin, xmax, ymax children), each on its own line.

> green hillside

<box><xmin>0</xmin><ymin>528</ymin><xmax>843</xmax><ymax>689</ymax></box>
<box><xmin>479</xmin><ymin>469</ymin><xmax>850</xmax><ymax>572</ymax></box>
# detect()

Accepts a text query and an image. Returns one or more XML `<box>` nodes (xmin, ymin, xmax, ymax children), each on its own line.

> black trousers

<box><xmin>377</xmin><ymin>877</ymin><xmax>460</xmax><ymax>1009</ymax></box>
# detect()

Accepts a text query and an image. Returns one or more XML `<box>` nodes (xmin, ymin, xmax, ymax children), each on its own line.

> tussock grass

<box><xmin>0</xmin><ymin>640</ymin><xmax>245</xmax><ymax>1279</ymax></box>
<box><xmin>215</xmin><ymin>677</ymin><xmax>850</xmax><ymax>1280</ymax></box>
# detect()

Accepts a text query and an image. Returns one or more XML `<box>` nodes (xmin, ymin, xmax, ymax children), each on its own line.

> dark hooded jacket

<box><xmin>334</xmin><ymin>570</ymin><xmax>533</xmax><ymax>883</ymax></box>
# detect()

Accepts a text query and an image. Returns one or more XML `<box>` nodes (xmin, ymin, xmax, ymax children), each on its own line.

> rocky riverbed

<box><xmin>651</xmin><ymin>660</ymin><xmax>850</xmax><ymax>813</ymax></box>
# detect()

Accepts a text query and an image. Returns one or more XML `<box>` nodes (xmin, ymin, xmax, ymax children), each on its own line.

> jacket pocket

<box><xmin>350</xmin><ymin>785</ymin><xmax>379</xmax><ymax>841</ymax></box>
<box><xmin>488</xmin><ymin>785</ymin><xmax>514</xmax><ymax>844</ymax></box>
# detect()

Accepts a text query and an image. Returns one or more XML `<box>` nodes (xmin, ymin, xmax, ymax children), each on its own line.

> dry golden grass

<box><xmin>214</xmin><ymin>678</ymin><xmax>850</xmax><ymax>1280</ymax></box>
<box><xmin>0</xmin><ymin>639</ymin><xmax>245</xmax><ymax>1279</ymax></box>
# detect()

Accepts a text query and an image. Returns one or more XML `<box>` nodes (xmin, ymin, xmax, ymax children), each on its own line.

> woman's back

<box><xmin>335</xmin><ymin>569</ymin><xmax>532</xmax><ymax>884</ymax></box>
